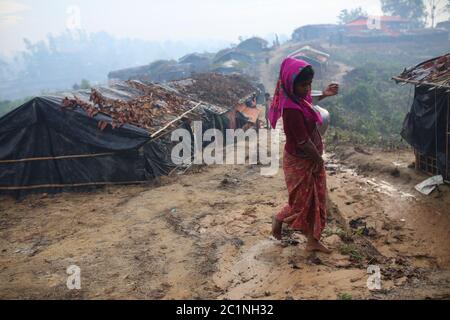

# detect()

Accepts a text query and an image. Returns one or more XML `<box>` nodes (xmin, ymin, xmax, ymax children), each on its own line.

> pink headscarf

<box><xmin>268</xmin><ymin>57</ymin><xmax>323</xmax><ymax>129</ymax></box>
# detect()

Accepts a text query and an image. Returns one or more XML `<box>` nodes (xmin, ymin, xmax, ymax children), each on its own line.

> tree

<box><xmin>338</xmin><ymin>7</ymin><xmax>368</xmax><ymax>24</ymax></box>
<box><xmin>80</xmin><ymin>79</ymin><xmax>91</xmax><ymax>90</ymax></box>
<box><xmin>72</xmin><ymin>79</ymin><xmax>91</xmax><ymax>90</ymax></box>
<box><xmin>427</xmin><ymin>0</ymin><xmax>448</xmax><ymax>27</ymax></box>
<box><xmin>0</xmin><ymin>97</ymin><xmax>32</xmax><ymax>117</ymax></box>
<box><xmin>381</xmin><ymin>0</ymin><xmax>427</xmax><ymax>27</ymax></box>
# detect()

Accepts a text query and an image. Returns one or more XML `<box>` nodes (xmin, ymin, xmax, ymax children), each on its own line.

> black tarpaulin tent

<box><xmin>0</xmin><ymin>95</ymin><xmax>188</xmax><ymax>197</ymax></box>
<box><xmin>0</xmin><ymin>75</ymin><xmax>258</xmax><ymax>197</ymax></box>
<box><xmin>394</xmin><ymin>54</ymin><xmax>450</xmax><ymax>183</ymax></box>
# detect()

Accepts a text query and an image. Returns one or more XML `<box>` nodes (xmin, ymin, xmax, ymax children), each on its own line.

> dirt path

<box><xmin>326</xmin><ymin>146</ymin><xmax>450</xmax><ymax>299</ymax></box>
<box><xmin>333</xmin><ymin>62</ymin><xmax>354</xmax><ymax>84</ymax></box>
<box><xmin>1</xmin><ymin>42</ymin><xmax>449</xmax><ymax>300</ymax></box>
<box><xmin>258</xmin><ymin>41</ymin><xmax>353</xmax><ymax>95</ymax></box>
<box><xmin>258</xmin><ymin>41</ymin><xmax>312</xmax><ymax>94</ymax></box>
<box><xmin>1</xmin><ymin>143</ymin><xmax>449</xmax><ymax>300</ymax></box>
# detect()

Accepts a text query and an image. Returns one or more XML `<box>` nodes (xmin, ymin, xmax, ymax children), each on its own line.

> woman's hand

<box><xmin>322</xmin><ymin>83</ymin><xmax>339</xmax><ymax>98</ymax></box>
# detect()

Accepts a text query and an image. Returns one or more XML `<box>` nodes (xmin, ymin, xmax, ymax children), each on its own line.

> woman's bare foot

<box><xmin>306</xmin><ymin>240</ymin><xmax>332</xmax><ymax>254</ymax></box>
<box><xmin>272</xmin><ymin>216</ymin><xmax>282</xmax><ymax>240</ymax></box>
<box><xmin>283</xmin><ymin>214</ymin><xmax>299</xmax><ymax>224</ymax></box>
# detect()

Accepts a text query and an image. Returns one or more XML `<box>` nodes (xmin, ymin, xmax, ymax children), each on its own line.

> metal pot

<box><xmin>313</xmin><ymin>105</ymin><xmax>330</xmax><ymax>136</ymax></box>
<box><xmin>311</xmin><ymin>91</ymin><xmax>330</xmax><ymax>136</ymax></box>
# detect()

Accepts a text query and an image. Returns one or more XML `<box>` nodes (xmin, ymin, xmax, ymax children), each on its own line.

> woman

<box><xmin>269</xmin><ymin>57</ymin><xmax>339</xmax><ymax>254</ymax></box>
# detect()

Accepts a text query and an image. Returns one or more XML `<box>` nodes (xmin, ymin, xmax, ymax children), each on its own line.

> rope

<box><xmin>0</xmin><ymin>180</ymin><xmax>152</xmax><ymax>191</ymax></box>
<box><xmin>0</xmin><ymin>152</ymin><xmax>116</xmax><ymax>164</ymax></box>
<box><xmin>1</xmin><ymin>119</ymin><xmax>192</xmax><ymax>165</ymax></box>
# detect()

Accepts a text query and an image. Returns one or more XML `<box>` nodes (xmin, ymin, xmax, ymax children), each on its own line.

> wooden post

<box><xmin>446</xmin><ymin>92</ymin><xmax>450</xmax><ymax>182</ymax></box>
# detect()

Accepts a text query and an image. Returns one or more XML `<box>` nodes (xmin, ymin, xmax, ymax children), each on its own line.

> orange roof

<box><xmin>379</xmin><ymin>16</ymin><xmax>410</xmax><ymax>22</ymax></box>
<box><xmin>346</xmin><ymin>18</ymin><xmax>370</xmax><ymax>27</ymax></box>
<box><xmin>346</xmin><ymin>16</ymin><xmax>409</xmax><ymax>26</ymax></box>
<box><xmin>236</xmin><ymin>104</ymin><xmax>262</xmax><ymax>124</ymax></box>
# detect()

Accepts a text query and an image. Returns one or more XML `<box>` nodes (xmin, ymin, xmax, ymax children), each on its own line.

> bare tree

<box><xmin>427</xmin><ymin>0</ymin><xmax>448</xmax><ymax>27</ymax></box>
<box><xmin>381</xmin><ymin>0</ymin><xmax>427</xmax><ymax>27</ymax></box>
<box><xmin>338</xmin><ymin>7</ymin><xmax>368</xmax><ymax>24</ymax></box>
<box><xmin>427</xmin><ymin>0</ymin><xmax>447</xmax><ymax>27</ymax></box>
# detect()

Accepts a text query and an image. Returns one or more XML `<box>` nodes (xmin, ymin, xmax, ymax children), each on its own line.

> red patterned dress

<box><xmin>276</xmin><ymin>108</ymin><xmax>327</xmax><ymax>241</ymax></box>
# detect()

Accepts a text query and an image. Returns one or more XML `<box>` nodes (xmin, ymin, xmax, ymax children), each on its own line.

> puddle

<box><xmin>365</xmin><ymin>178</ymin><xmax>416</xmax><ymax>199</ymax></box>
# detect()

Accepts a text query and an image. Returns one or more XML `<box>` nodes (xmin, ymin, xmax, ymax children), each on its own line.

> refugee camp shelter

<box><xmin>0</xmin><ymin>75</ymin><xmax>258</xmax><ymax>197</ymax></box>
<box><xmin>213</xmin><ymin>49</ymin><xmax>253</xmax><ymax>65</ymax></box>
<box><xmin>235</xmin><ymin>103</ymin><xmax>262</xmax><ymax>128</ymax></box>
<box><xmin>166</xmin><ymin>73</ymin><xmax>259</xmax><ymax>130</ymax></box>
<box><xmin>437</xmin><ymin>20</ymin><xmax>450</xmax><ymax>31</ymax></box>
<box><xmin>236</xmin><ymin>37</ymin><xmax>269</xmax><ymax>54</ymax></box>
<box><xmin>108</xmin><ymin>60</ymin><xmax>187</xmax><ymax>82</ymax></box>
<box><xmin>178</xmin><ymin>53</ymin><xmax>212</xmax><ymax>73</ymax></box>
<box><xmin>288</xmin><ymin>46</ymin><xmax>330</xmax><ymax>77</ymax></box>
<box><xmin>211</xmin><ymin>49</ymin><xmax>254</xmax><ymax>75</ymax></box>
<box><xmin>179</xmin><ymin>53</ymin><xmax>212</xmax><ymax>65</ymax></box>
<box><xmin>393</xmin><ymin>53</ymin><xmax>450</xmax><ymax>183</ymax></box>
<box><xmin>292</xmin><ymin>24</ymin><xmax>339</xmax><ymax>42</ymax></box>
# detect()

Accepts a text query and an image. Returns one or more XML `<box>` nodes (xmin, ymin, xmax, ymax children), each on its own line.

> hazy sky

<box><xmin>0</xmin><ymin>0</ymin><xmax>448</xmax><ymax>56</ymax></box>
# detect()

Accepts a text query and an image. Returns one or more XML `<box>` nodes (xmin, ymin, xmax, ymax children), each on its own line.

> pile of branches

<box><xmin>171</xmin><ymin>73</ymin><xmax>257</xmax><ymax>108</ymax></box>
<box><xmin>62</xmin><ymin>81</ymin><xmax>202</xmax><ymax>133</ymax></box>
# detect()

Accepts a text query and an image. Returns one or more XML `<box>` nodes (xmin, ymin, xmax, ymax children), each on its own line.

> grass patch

<box><xmin>339</xmin><ymin>244</ymin><xmax>365</xmax><ymax>262</ymax></box>
<box><xmin>337</xmin><ymin>293</ymin><xmax>353</xmax><ymax>300</ymax></box>
<box><xmin>323</xmin><ymin>226</ymin><xmax>346</xmax><ymax>238</ymax></box>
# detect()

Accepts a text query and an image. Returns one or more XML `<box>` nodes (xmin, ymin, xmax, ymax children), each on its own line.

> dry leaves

<box><xmin>62</xmin><ymin>81</ymin><xmax>202</xmax><ymax>134</ymax></box>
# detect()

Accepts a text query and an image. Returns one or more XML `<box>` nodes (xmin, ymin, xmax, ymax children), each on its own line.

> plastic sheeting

<box><xmin>401</xmin><ymin>87</ymin><xmax>449</xmax><ymax>180</ymax></box>
<box><xmin>0</xmin><ymin>93</ymin><xmax>249</xmax><ymax>197</ymax></box>
<box><xmin>0</xmin><ymin>96</ymin><xmax>191</xmax><ymax>197</ymax></box>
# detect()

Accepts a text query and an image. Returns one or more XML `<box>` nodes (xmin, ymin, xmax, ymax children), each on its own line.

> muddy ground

<box><xmin>1</xmin><ymin>41</ymin><xmax>450</xmax><ymax>300</ymax></box>
<box><xmin>1</xmin><ymin>142</ymin><xmax>449</xmax><ymax>300</ymax></box>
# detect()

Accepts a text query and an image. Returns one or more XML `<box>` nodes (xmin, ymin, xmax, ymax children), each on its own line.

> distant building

<box><xmin>108</xmin><ymin>60</ymin><xmax>192</xmax><ymax>82</ymax></box>
<box><xmin>288</xmin><ymin>46</ymin><xmax>330</xmax><ymax>77</ymax></box>
<box><xmin>292</xmin><ymin>24</ymin><xmax>339</xmax><ymax>42</ymax></box>
<box><xmin>211</xmin><ymin>49</ymin><xmax>254</xmax><ymax>74</ymax></box>
<box><xmin>213</xmin><ymin>50</ymin><xmax>253</xmax><ymax>65</ymax></box>
<box><xmin>342</xmin><ymin>15</ymin><xmax>449</xmax><ymax>43</ymax></box>
<box><xmin>345</xmin><ymin>16</ymin><xmax>411</xmax><ymax>35</ymax></box>
<box><xmin>236</xmin><ymin>37</ymin><xmax>269</xmax><ymax>53</ymax></box>
<box><xmin>210</xmin><ymin>66</ymin><xmax>241</xmax><ymax>74</ymax></box>
<box><xmin>178</xmin><ymin>53</ymin><xmax>212</xmax><ymax>72</ymax></box>
<box><xmin>436</xmin><ymin>20</ymin><xmax>450</xmax><ymax>31</ymax></box>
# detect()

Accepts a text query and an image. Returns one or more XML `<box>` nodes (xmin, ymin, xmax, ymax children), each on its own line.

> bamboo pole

<box><xmin>150</xmin><ymin>102</ymin><xmax>202</xmax><ymax>139</ymax></box>
<box><xmin>0</xmin><ymin>152</ymin><xmax>116</xmax><ymax>164</ymax></box>
<box><xmin>0</xmin><ymin>180</ymin><xmax>153</xmax><ymax>191</ymax></box>
<box><xmin>392</xmin><ymin>77</ymin><xmax>450</xmax><ymax>90</ymax></box>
